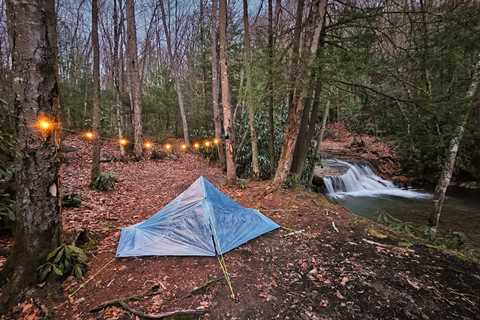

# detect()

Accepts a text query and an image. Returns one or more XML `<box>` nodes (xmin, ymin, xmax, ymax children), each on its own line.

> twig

<box><xmin>118</xmin><ymin>301</ymin><xmax>207</xmax><ymax>319</ymax></box>
<box><xmin>362</xmin><ymin>238</ymin><xmax>414</xmax><ymax>253</ymax></box>
<box><xmin>331</xmin><ymin>221</ymin><xmax>339</xmax><ymax>233</ymax></box>
<box><xmin>283</xmin><ymin>230</ymin><xmax>305</xmax><ymax>238</ymax></box>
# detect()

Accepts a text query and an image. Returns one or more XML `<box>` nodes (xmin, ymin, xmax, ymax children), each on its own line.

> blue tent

<box><xmin>116</xmin><ymin>176</ymin><xmax>279</xmax><ymax>257</ymax></box>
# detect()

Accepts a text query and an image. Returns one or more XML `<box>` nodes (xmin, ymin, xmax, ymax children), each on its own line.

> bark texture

<box><xmin>308</xmin><ymin>100</ymin><xmax>330</xmax><ymax>186</ymax></box>
<box><xmin>219</xmin><ymin>0</ymin><xmax>236</xmax><ymax>184</ymax></box>
<box><xmin>90</xmin><ymin>0</ymin><xmax>101</xmax><ymax>182</ymax></box>
<box><xmin>210</xmin><ymin>0</ymin><xmax>225</xmax><ymax>165</ymax></box>
<box><xmin>126</xmin><ymin>0</ymin><xmax>143</xmax><ymax>158</ymax></box>
<box><xmin>3</xmin><ymin>0</ymin><xmax>62</xmax><ymax>301</ymax></box>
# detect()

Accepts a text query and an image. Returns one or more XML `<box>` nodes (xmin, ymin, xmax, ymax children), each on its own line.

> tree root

<box><xmin>90</xmin><ymin>289</ymin><xmax>161</xmax><ymax>313</ymax></box>
<box><xmin>117</xmin><ymin>301</ymin><xmax>207</xmax><ymax>319</ymax></box>
<box><xmin>180</xmin><ymin>277</ymin><xmax>224</xmax><ymax>299</ymax></box>
<box><xmin>90</xmin><ymin>278</ymin><xmax>220</xmax><ymax>318</ymax></box>
<box><xmin>92</xmin><ymin>297</ymin><xmax>206</xmax><ymax>319</ymax></box>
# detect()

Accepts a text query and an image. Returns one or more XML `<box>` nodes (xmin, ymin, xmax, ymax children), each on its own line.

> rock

<box><xmin>391</xmin><ymin>175</ymin><xmax>410</xmax><ymax>187</ymax></box>
<box><xmin>458</xmin><ymin>181</ymin><xmax>480</xmax><ymax>189</ymax></box>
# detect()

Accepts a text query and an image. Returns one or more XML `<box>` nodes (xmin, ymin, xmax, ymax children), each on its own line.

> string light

<box><xmin>144</xmin><ymin>141</ymin><xmax>153</xmax><ymax>149</ymax></box>
<box><xmin>213</xmin><ymin>138</ymin><xmax>219</xmax><ymax>145</ymax></box>
<box><xmin>119</xmin><ymin>138</ymin><xmax>128</xmax><ymax>146</ymax></box>
<box><xmin>181</xmin><ymin>144</ymin><xmax>187</xmax><ymax>151</ymax></box>
<box><xmin>194</xmin><ymin>142</ymin><xmax>200</xmax><ymax>150</ymax></box>
<box><xmin>34</xmin><ymin>114</ymin><xmax>55</xmax><ymax>135</ymax></box>
<box><xmin>204</xmin><ymin>141</ymin><xmax>211</xmax><ymax>147</ymax></box>
<box><xmin>83</xmin><ymin>131</ymin><xmax>95</xmax><ymax>140</ymax></box>
<box><xmin>164</xmin><ymin>143</ymin><xmax>172</xmax><ymax>151</ymax></box>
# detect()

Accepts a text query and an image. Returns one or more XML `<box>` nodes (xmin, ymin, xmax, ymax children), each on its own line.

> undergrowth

<box><xmin>375</xmin><ymin>212</ymin><xmax>480</xmax><ymax>263</ymax></box>
<box><xmin>91</xmin><ymin>172</ymin><xmax>117</xmax><ymax>191</ymax></box>
<box><xmin>37</xmin><ymin>244</ymin><xmax>87</xmax><ymax>281</ymax></box>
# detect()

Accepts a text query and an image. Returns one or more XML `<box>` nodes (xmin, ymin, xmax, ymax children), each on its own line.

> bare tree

<box><xmin>3</xmin><ymin>0</ymin><xmax>62</xmax><ymax>300</ymax></box>
<box><xmin>271</xmin><ymin>0</ymin><xmax>305</xmax><ymax>187</ymax></box>
<box><xmin>272</xmin><ymin>0</ymin><xmax>327</xmax><ymax>188</ymax></box>
<box><xmin>210</xmin><ymin>0</ymin><xmax>225</xmax><ymax>165</ymax></box>
<box><xmin>90</xmin><ymin>0</ymin><xmax>101</xmax><ymax>182</ymax></box>
<box><xmin>242</xmin><ymin>0</ymin><xmax>260</xmax><ymax>179</ymax></box>
<box><xmin>219</xmin><ymin>0</ymin><xmax>236</xmax><ymax>184</ymax></box>
<box><xmin>267</xmin><ymin>0</ymin><xmax>275</xmax><ymax>175</ymax></box>
<box><xmin>126</xmin><ymin>0</ymin><xmax>143</xmax><ymax>159</ymax></box>
<box><xmin>429</xmin><ymin>57</ymin><xmax>480</xmax><ymax>237</ymax></box>
<box><xmin>159</xmin><ymin>0</ymin><xmax>190</xmax><ymax>147</ymax></box>
<box><xmin>113</xmin><ymin>0</ymin><xmax>125</xmax><ymax>155</ymax></box>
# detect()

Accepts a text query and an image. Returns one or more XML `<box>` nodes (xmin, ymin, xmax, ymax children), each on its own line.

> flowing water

<box><xmin>322</xmin><ymin>159</ymin><xmax>480</xmax><ymax>244</ymax></box>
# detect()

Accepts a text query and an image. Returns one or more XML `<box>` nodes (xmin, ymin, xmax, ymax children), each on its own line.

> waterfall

<box><xmin>323</xmin><ymin>159</ymin><xmax>429</xmax><ymax>199</ymax></box>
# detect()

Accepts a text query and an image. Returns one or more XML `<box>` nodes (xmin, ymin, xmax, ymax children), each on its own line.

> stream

<box><xmin>321</xmin><ymin>159</ymin><xmax>480</xmax><ymax>244</ymax></box>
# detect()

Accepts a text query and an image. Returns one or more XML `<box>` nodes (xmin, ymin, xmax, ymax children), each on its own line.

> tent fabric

<box><xmin>116</xmin><ymin>176</ymin><xmax>280</xmax><ymax>257</ymax></box>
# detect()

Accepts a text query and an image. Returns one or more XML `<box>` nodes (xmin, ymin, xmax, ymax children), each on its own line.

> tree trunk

<box><xmin>290</xmin><ymin>47</ymin><xmax>325</xmax><ymax>179</ymax></box>
<box><xmin>429</xmin><ymin>58</ymin><xmax>480</xmax><ymax>237</ymax></box>
<box><xmin>219</xmin><ymin>0</ymin><xmax>236</xmax><ymax>184</ymax></box>
<box><xmin>210</xmin><ymin>0</ymin><xmax>225</xmax><ymax>166</ymax></box>
<box><xmin>290</xmin><ymin>96</ymin><xmax>313</xmax><ymax>179</ymax></box>
<box><xmin>273</xmin><ymin>0</ymin><xmax>327</xmax><ymax>188</ymax></box>
<box><xmin>308</xmin><ymin>100</ymin><xmax>330</xmax><ymax>186</ymax></box>
<box><xmin>243</xmin><ymin>0</ymin><xmax>260</xmax><ymax>179</ymax></box>
<box><xmin>126</xmin><ymin>0</ymin><xmax>143</xmax><ymax>159</ymax></box>
<box><xmin>267</xmin><ymin>0</ymin><xmax>275</xmax><ymax>176</ymax></box>
<box><xmin>90</xmin><ymin>0</ymin><xmax>101</xmax><ymax>183</ymax></box>
<box><xmin>159</xmin><ymin>0</ymin><xmax>191</xmax><ymax>147</ymax></box>
<box><xmin>3</xmin><ymin>0</ymin><xmax>62</xmax><ymax>302</ymax></box>
<box><xmin>113</xmin><ymin>0</ymin><xmax>125</xmax><ymax>156</ymax></box>
<box><xmin>271</xmin><ymin>0</ymin><xmax>305</xmax><ymax>188</ymax></box>
<box><xmin>174</xmin><ymin>78</ymin><xmax>190</xmax><ymax>146</ymax></box>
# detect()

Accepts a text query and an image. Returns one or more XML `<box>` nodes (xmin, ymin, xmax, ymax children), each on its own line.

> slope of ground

<box><xmin>2</xmin><ymin>135</ymin><xmax>479</xmax><ymax>319</ymax></box>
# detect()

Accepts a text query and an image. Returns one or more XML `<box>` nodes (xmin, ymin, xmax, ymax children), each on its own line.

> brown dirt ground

<box><xmin>2</xmin><ymin>135</ymin><xmax>480</xmax><ymax>319</ymax></box>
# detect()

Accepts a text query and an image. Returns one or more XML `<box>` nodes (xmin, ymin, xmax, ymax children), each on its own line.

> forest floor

<box><xmin>2</xmin><ymin>134</ymin><xmax>480</xmax><ymax>320</ymax></box>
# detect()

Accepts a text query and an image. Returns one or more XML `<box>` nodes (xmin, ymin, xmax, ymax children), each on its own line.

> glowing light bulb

<box><xmin>181</xmin><ymin>144</ymin><xmax>187</xmax><ymax>150</ymax></box>
<box><xmin>213</xmin><ymin>138</ymin><xmax>219</xmax><ymax>145</ymax></box>
<box><xmin>164</xmin><ymin>143</ymin><xmax>172</xmax><ymax>150</ymax></box>
<box><xmin>84</xmin><ymin>131</ymin><xmax>95</xmax><ymax>140</ymax></box>
<box><xmin>144</xmin><ymin>141</ymin><xmax>153</xmax><ymax>149</ymax></box>
<box><xmin>34</xmin><ymin>115</ymin><xmax>55</xmax><ymax>134</ymax></box>
<box><xmin>194</xmin><ymin>143</ymin><xmax>200</xmax><ymax>149</ymax></box>
<box><xmin>204</xmin><ymin>141</ymin><xmax>211</xmax><ymax>147</ymax></box>
<box><xmin>119</xmin><ymin>138</ymin><xmax>128</xmax><ymax>146</ymax></box>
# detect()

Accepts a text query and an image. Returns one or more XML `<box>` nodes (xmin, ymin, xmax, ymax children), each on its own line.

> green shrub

<box><xmin>0</xmin><ymin>166</ymin><xmax>15</xmax><ymax>230</ymax></box>
<box><xmin>62</xmin><ymin>193</ymin><xmax>81</xmax><ymax>208</ymax></box>
<box><xmin>91</xmin><ymin>172</ymin><xmax>117</xmax><ymax>191</ymax></box>
<box><xmin>37</xmin><ymin>244</ymin><xmax>87</xmax><ymax>281</ymax></box>
<box><xmin>0</xmin><ymin>193</ymin><xmax>15</xmax><ymax>228</ymax></box>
